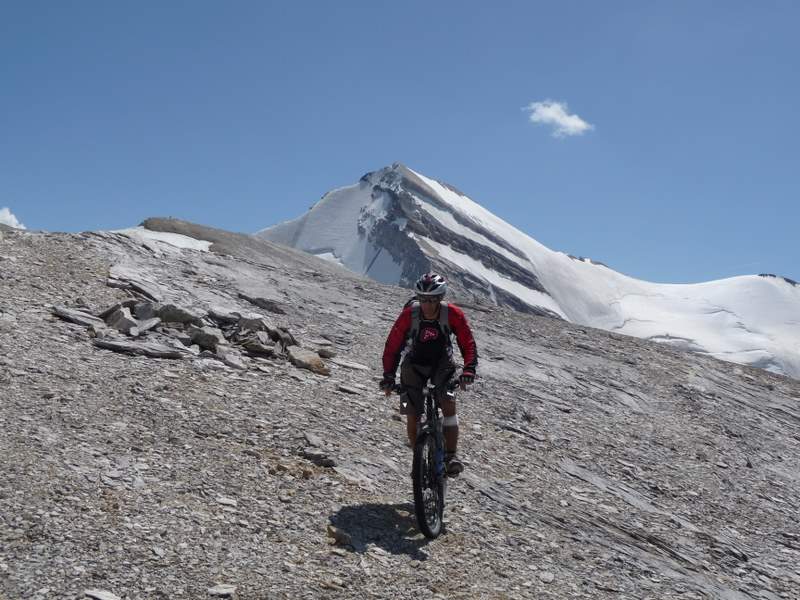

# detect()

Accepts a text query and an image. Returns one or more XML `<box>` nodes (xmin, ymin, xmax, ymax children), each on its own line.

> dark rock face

<box><xmin>760</xmin><ymin>273</ymin><xmax>798</xmax><ymax>286</ymax></box>
<box><xmin>354</xmin><ymin>165</ymin><xmax>551</xmax><ymax>314</ymax></box>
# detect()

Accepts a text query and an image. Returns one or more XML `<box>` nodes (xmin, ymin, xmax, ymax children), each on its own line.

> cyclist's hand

<box><xmin>459</xmin><ymin>369</ymin><xmax>475</xmax><ymax>391</ymax></box>
<box><xmin>379</xmin><ymin>373</ymin><xmax>396</xmax><ymax>396</ymax></box>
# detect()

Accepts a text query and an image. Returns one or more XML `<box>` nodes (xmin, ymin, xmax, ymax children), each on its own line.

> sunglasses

<box><xmin>417</xmin><ymin>296</ymin><xmax>441</xmax><ymax>304</ymax></box>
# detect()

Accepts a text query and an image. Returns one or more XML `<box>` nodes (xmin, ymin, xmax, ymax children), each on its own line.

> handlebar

<box><xmin>388</xmin><ymin>378</ymin><xmax>462</xmax><ymax>395</ymax></box>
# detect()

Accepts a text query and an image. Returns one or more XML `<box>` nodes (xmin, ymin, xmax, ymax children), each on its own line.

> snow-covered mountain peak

<box><xmin>257</xmin><ymin>164</ymin><xmax>800</xmax><ymax>379</ymax></box>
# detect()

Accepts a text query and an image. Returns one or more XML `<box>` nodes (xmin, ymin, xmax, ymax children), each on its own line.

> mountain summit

<box><xmin>257</xmin><ymin>163</ymin><xmax>800</xmax><ymax>378</ymax></box>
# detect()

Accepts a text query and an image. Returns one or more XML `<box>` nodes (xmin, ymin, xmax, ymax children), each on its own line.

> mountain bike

<box><xmin>396</xmin><ymin>379</ymin><xmax>459</xmax><ymax>539</ymax></box>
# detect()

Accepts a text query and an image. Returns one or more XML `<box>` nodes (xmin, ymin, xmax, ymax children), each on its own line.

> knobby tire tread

<box><xmin>412</xmin><ymin>432</ymin><xmax>443</xmax><ymax>539</ymax></box>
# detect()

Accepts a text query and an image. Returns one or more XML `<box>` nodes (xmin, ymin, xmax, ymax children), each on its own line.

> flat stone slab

<box><xmin>208</xmin><ymin>584</ymin><xmax>237</xmax><ymax>597</ymax></box>
<box><xmin>288</xmin><ymin>346</ymin><xmax>330</xmax><ymax>376</ymax></box>
<box><xmin>130</xmin><ymin>317</ymin><xmax>161</xmax><ymax>337</ymax></box>
<box><xmin>158</xmin><ymin>303</ymin><xmax>203</xmax><ymax>324</ymax></box>
<box><xmin>85</xmin><ymin>591</ymin><xmax>123</xmax><ymax>600</ymax></box>
<box><xmin>108</xmin><ymin>264</ymin><xmax>163</xmax><ymax>301</ymax></box>
<box><xmin>93</xmin><ymin>339</ymin><xmax>185</xmax><ymax>359</ymax></box>
<box><xmin>330</xmin><ymin>357</ymin><xmax>370</xmax><ymax>371</ymax></box>
<box><xmin>52</xmin><ymin>306</ymin><xmax>106</xmax><ymax>329</ymax></box>
<box><xmin>238</xmin><ymin>292</ymin><xmax>286</xmax><ymax>314</ymax></box>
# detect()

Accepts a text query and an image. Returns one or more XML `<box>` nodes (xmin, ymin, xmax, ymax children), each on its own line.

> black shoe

<box><xmin>445</xmin><ymin>455</ymin><xmax>464</xmax><ymax>476</ymax></box>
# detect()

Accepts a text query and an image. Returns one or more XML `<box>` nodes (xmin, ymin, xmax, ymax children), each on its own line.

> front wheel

<box><xmin>412</xmin><ymin>431</ymin><xmax>444</xmax><ymax>538</ymax></box>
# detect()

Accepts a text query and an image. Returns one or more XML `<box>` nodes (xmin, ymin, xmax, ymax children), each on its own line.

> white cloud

<box><xmin>0</xmin><ymin>207</ymin><xmax>26</xmax><ymax>229</ymax></box>
<box><xmin>524</xmin><ymin>100</ymin><xmax>594</xmax><ymax>138</ymax></box>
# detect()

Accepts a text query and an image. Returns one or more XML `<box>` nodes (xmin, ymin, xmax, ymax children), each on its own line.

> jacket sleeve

<box><xmin>382</xmin><ymin>307</ymin><xmax>412</xmax><ymax>375</ymax></box>
<box><xmin>448</xmin><ymin>305</ymin><xmax>478</xmax><ymax>373</ymax></box>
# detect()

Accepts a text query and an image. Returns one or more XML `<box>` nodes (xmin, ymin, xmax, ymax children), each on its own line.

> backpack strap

<box><xmin>410</xmin><ymin>301</ymin><xmax>420</xmax><ymax>341</ymax></box>
<box><xmin>439</xmin><ymin>302</ymin><xmax>451</xmax><ymax>337</ymax></box>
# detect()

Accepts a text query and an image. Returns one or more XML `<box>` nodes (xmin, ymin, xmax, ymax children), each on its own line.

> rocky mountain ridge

<box><xmin>257</xmin><ymin>163</ymin><xmax>800</xmax><ymax>379</ymax></box>
<box><xmin>2</xmin><ymin>218</ymin><xmax>800</xmax><ymax>599</ymax></box>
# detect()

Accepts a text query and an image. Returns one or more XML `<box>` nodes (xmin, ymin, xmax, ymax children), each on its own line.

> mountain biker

<box><xmin>380</xmin><ymin>272</ymin><xmax>478</xmax><ymax>475</ymax></box>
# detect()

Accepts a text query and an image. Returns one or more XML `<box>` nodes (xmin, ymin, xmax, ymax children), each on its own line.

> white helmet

<box><xmin>414</xmin><ymin>272</ymin><xmax>447</xmax><ymax>297</ymax></box>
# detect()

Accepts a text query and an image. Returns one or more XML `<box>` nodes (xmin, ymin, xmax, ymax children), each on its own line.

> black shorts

<box><xmin>399</xmin><ymin>355</ymin><xmax>456</xmax><ymax>416</ymax></box>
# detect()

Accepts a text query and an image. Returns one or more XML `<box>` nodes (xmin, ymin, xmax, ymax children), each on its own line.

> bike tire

<box><xmin>412</xmin><ymin>431</ymin><xmax>444</xmax><ymax>539</ymax></box>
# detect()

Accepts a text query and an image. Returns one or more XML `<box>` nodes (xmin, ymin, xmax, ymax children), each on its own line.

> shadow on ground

<box><xmin>329</xmin><ymin>502</ymin><xmax>433</xmax><ymax>559</ymax></box>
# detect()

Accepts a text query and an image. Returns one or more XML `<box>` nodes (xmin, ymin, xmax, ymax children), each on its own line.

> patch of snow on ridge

<box><xmin>418</xmin><ymin>236</ymin><xmax>566</xmax><ymax>318</ymax></box>
<box><xmin>407</xmin><ymin>167</ymin><xmax>552</xmax><ymax>256</ymax></box>
<box><xmin>416</xmin><ymin>199</ymin><xmax>536</xmax><ymax>273</ymax></box>
<box><xmin>314</xmin><ymin>252</ymin><xmax>344</xmax><ymax>266</ymax></box>
<box><xmin>114</xmin><ymin>227</ymin><xmax>212</xmax><ymax>252</ymax></box>
<box><xmin>257</xmin><ymin>182</ymin><xmax>403</xmax><ymax>284</ymax></box>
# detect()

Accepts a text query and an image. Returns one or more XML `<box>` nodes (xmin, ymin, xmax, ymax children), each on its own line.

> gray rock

<box><xmin>92</xmin><ymin>339</ymin><xmax>185</xmax><ymax>359</ymax></box>
<box><xmin>238</xmin><ymin>292</ymin><xmax>286</xmax><ymax>314</ymax></box>
<box><xmin>97</xmin><ymin>299</ymin><xmax>138</xmax><ymax>320</ymax></box>
<box><xmin>317</xmin><ymin>347</ymin><xmax>337</xmax><ymax>359</ymax></box>
<box><xmin>133</xmin><ymin>301</ymin><xmax>158</xmax><ymax>320</ymax></box>
<box><xmin>326</xmin><ymin>524</ymin><xmax>353</xmax><ymax>547</ymax></box>
<box><xmin>240</xmin><ymin>331</ymin><xmax>275</xmax><ymax>356</ymax></box>
<box><xmin>237</xmin><ymin>312</ymin><xmax>276</xmax><ymax>333</ymax></box>
<box><xmin>337</xmin><ymin>384</ymin><xmax>361</xmax><ymax>395</ymax></box>
<box><xmin>208</xmin><ymin>584</ymin><xmax>237</xmax><ymax>597</ymax></box>
<box><xmin>158</xmin><ymin>303</ymin><xmax>203</xmax><ymax>325</ymax></box>
<box><xmin>207</xmin><ymin>306</ymin><xmax>239</xmax><ymax>325</ymax></box>
<box><xmin>108</xmin><ymin>265</ymin><xmax>163</xmax><ymax>301</ymax></box>
<box><xmin>130</xmin><ymin>317</ymin><xmax>161</xmax><ymax>337</ymax></box>
<box><xmin>52</xmin><ymin>306</ymin><xmax>106</xmax><ymax>329</ymax></box>
<box><xmin>189</xmin><ymin>325</ymin><xmax>226</xmax><ymax>351</ymax></box>
<box><xmin>288</xmin><ymin>347</ymin><xmax>330</xmax><ymax>376</ymax></box>
<box><xmin>105</xmin><ymin>307</ymin><xmax>138</xmax><ymax>334</ymax></box>
<box><xmin>330</xmin><ymin>357</ymin><xmax>370</xmax><ymax>371</ymax></box>
<box><xmin>302</xmin><ymin>448</ymin><xmax>336</xmax><ymax>467</ymax></box>
<box><xmin>84</xmin><ymin>591</ymin><xmax>123</xmax><ymax>600</ymax></box>
<box><xmin>304</xmin><ymin>432</ymin><xmax>324</xmax><ymax>447</ymax></box>
<box><xmin>217</xmin><ymin>348</ymin><xmax>247</xmax><ymax>370</ymax></box>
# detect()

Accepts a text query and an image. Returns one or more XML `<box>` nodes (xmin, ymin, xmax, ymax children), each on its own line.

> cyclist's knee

<box><xmin>440</xmin><ymin>395</ymin><xmax>456</xmax><ymax>416</ymax></box>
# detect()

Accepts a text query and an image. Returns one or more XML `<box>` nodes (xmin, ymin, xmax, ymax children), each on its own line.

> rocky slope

<box><xmin>2</xmin><ymin>219</ymin><xmax>800</xmax><ymax>600</ymax></box>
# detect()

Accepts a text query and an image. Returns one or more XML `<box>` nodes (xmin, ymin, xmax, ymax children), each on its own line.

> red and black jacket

<box><xmin>382</xmin><ymin>303</ymin><xmax>478</xmax><ymax>376</ymax></box>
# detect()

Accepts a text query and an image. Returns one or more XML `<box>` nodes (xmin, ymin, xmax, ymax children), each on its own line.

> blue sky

<box><xmin>2</xmin><ymin>1</ymin><xmax>798</xmax><ymax>283</ymax></box>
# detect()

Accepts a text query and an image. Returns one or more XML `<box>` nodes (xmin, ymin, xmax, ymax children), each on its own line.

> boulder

<box><xmin>238</xmin><ymin>312</ymin><xmax>276</xmax><ymax>334</ymax></box>
<box><xmin>273</xmin><ymin>327</ymin><xmax>297</xmax><ymax>348</ymax></box>
<box><xmin>216</xmin><ymin>348</ymin><xmax>247</xmax><ymax>370</ymax></box>
<box><xmin>189</xmin><ymin>325</ymin><xmax>226</xmax><ymax>351</ymax></box>
<box><xmin>157</xmin><ymin>304</ymin><xmax>203</xmax><ymax>325</ymax></box>
<box><xmin>108</xmin><ymin>265</ymin><xmax>163</xmax><ymax>301</ymax></box>
<box><xmin>240</xmin><ymin>331</ymin><xmax>275</xmax><ymax>356</ymax></box>
<box><xmin>97</xmin><ymin>299</ymin><xmax>138</xmax><ymax>320</ymax></box>
<box><xmin>207</xmin><ymin>306</ymin><xmax>239</xmax><ymax>326</ymax></box>
<box><xmin>317</xmin><ymin>347</ymin><xmax>337</xmax><ymax>359</ymax></box>
<box><xmin>133</xmin><ymin>301</ymin><xmax>158</xmax><ymax>320</ymax></box>
<box><xmin>288</xmin><ymin>346</ymin><xmax>330</xmax><ymax>376</ymax></box>
<box><xmin>105</xmin><ymin>307</ymin><xmax>138</xmax><ymax>334</ymax></box>
<box><xmin>130</xmin><ymin>317</ymin><xmax>161</xmax><ymax>337</ymax></box>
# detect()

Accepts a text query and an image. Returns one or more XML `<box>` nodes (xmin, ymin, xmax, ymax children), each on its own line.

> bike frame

<box><xmin>399</xmin><ymin>379</ymin><xmax>458</xmax><ymax>539</ymax></box>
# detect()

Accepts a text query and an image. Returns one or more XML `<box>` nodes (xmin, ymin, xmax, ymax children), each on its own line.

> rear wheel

<box><xmin>412</xmin><ymin>432</ymin><xmax>444</xmax><ymax>538</ymax></box>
